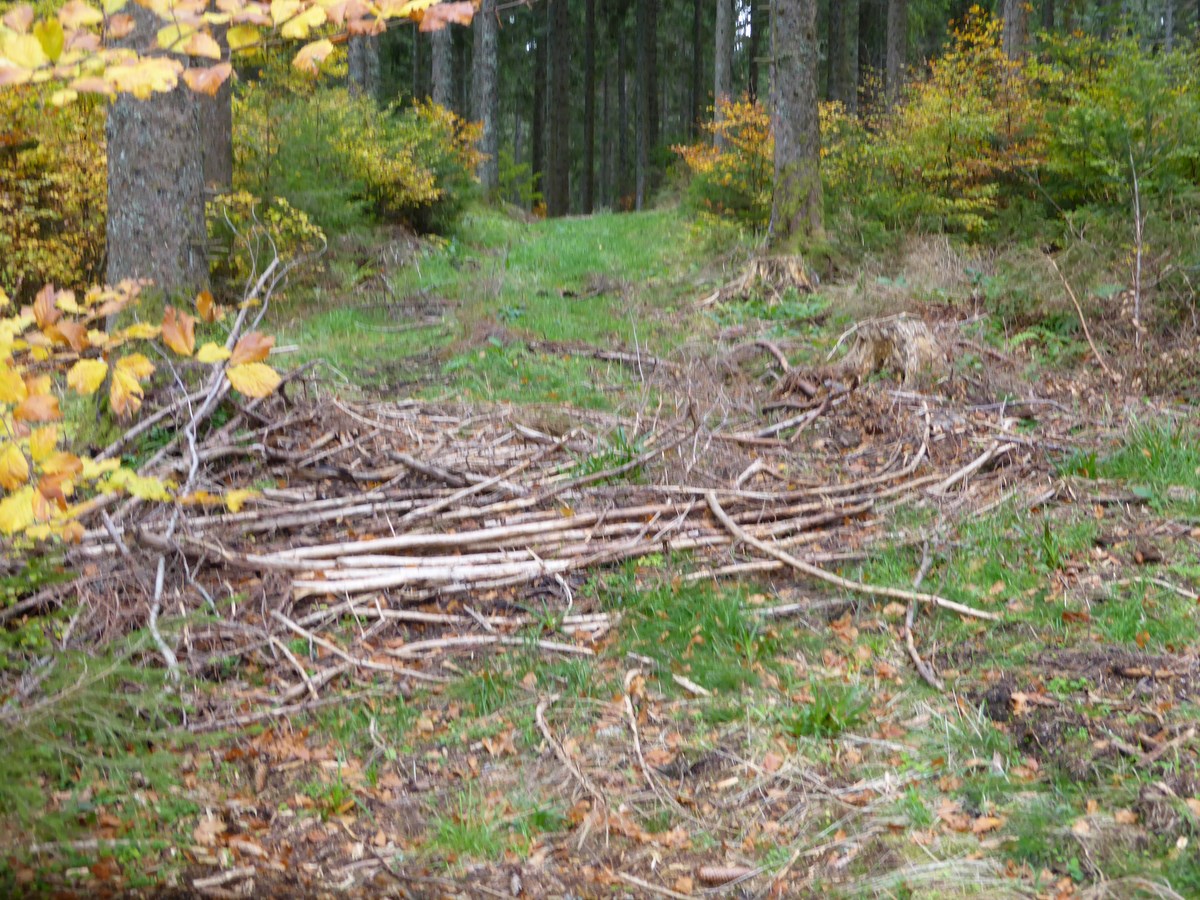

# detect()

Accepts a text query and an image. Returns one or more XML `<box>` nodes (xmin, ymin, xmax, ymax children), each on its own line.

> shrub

<box><xmin>674</xmin><ymin>97</ymin><xmax>774</xmax><ymax>229</ymax></box>
<box><xmin>234</xmin><ymin>50</ymin><xmax>482</xmax><ymax>235</ymax></box>
<box><xmin>0</xmin><ymin>85</ymin><xmax>106</xmax><ymax>300</ymax></box>
<box><xmin>207</xmin><ymin>191</ymin><xmax>326</xmax><ymax>290</ymax></box>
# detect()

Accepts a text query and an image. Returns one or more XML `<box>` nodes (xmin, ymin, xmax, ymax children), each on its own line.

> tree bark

<box><xmin>690</xmin><ymin>0</ymin><xmax>703</xmax><ymax>135</ymax></box>
<box><xmin>714</xmin><ymin>0</ymin><xmax>734</xmax><ymax>139</ymax></box>
<box><xmin>748</xmin><ymin>0</ymin><xmax>762</xmax><ymax>101</ymax></box>
<box><xmin>635</xmin><ymin>0</ymin><xmax>652</xmax><ymax>208</ymax></box>
<box><xmin>198</xmin><ymin>7</ymin><xmax>232</xmax><ymax>192</ymax></box>
<box><xmin>770</xmin><ymin>0</ymin><xmax>822</xmax><ymax>246</ymax></box>
<box><xmin>432</xmin><ymin>26</ymin><xmax>454</xmax><ymax>108</ymax></box>
<box><xmin>348</xmin><ymin>34</ymin><xmax>381</xmax><ymax>100</ymax></box>
<box><xmin>472</xmin><ymin>0</ymin><xmax>499</xmax><ymax>193</ymax></box>
<box><xmin>884</xmin><ymin>0</ymin><xmax>907</xmax><ymax>103</ymax></box>
<box><xmin>413</xmin><ymin>25</ymin><xmax>427</xmax><ymax>100</ymax></box>
<box><xmin>583</xmin><ymin>0</ymin><xmax>597</xmax><ymax>213</ymax></box>
<box><xmin>1164</xmin><ymin>0</ymin><xmax>1175</xmax><ymax>51</ymax></box>
<box><xmin>827</xmin><ymin>0</ymin><xmax>857</xmax><ymax>111</ymax></box>
<box><xmin>1000</xmin><ymin>0</ymin><xmax>1029</xmax><ymax>59</ymax></box>
<box><xmin>106</xmin><ymin>4</ymin><xmax>207</xmax><ymax>293</ymax></box>
<box><xmin>546</xmin><ymin>0</ymin><xmax>571</xmax><ymax>216</ymax></box>
<box><xmin>617</xmin><ymin>20</ymin><xmax>630</xmax><ymax>206</ymax></box>
<box><xmin>1041</xmin><ymin>0</ymin><xmax>1055</xmax><ymax>32</ymax></box>
<box><xmin>532</xmin><ymin>13</ymin><xmax>547</xmax><ymax>207</ymax></box>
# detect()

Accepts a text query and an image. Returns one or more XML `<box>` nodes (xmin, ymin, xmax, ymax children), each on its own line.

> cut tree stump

<box><xmin>707</xmin><ymin>255</ymin><xmax>815</xmax><ymax>305</ymax></box>
<box><xmin>836</xmin><ymin>315</ymin><xmax>947</xmax><ymax>386</ymax></box>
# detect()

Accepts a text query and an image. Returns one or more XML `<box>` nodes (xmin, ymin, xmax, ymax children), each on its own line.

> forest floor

<box><xmin>3</xmin><ymin>206</ymin><xmax>1200</xmax><ymax>899</ymax></box>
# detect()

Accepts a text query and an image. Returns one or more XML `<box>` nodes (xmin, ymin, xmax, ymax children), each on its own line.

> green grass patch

<box><xmin>1078</xmin><ymin>422</ymin><xmax>1200</xmax><ymax>517</ymax></box>
<box><xmin>425</xmin><ymin>785</ymin><xmax>564</xmax><ymax>864</ymax></box>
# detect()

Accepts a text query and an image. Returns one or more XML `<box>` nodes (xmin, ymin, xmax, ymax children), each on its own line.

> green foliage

<box><xmin>234</xmin><ymin>52</ymin><xmax>481</xmax><ymax>236</ymax></box>
<box><xmin>0</xmin><ymin>84</ymin><xmax>105</xmax><ymax>298</ymax></box>
<box><xmin>674</xmin><ymin>98</ymin><xmax>773</xmax><ymax>229</ymax></box>
<box><xmin>776</xmin><ymin>680</ymin><xmax>869</xmax><ymax>739</ymax></box>
<box><xmin>207</xmin><ymin>190</ymin><xmax>325</xmax><ymax>288</ymax></box>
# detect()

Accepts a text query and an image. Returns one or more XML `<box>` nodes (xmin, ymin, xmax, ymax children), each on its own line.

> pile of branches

<box><xmin>11</xmin><ymin>368</ymin><xmax>1063</xmax><ymax>729</ymax></box>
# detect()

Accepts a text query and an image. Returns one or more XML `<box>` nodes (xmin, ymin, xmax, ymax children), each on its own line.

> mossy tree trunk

<box><xmin>472</xmin><ymin>0</ymin><xmax>499</xmax><ymax>193</ymax></box>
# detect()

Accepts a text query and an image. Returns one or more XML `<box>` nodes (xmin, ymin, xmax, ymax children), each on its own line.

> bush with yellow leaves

<box><xmin>0</xmin><ymin>281</ymin><xmax>282</xmax><ymax>541</ymax></box>
<box><xmin>0</xmin><ymin>83</ymin><xmax>106</xmax><ymax>301</ymax></box>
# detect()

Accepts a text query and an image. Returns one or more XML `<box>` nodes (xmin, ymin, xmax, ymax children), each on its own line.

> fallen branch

<box><xmin>706</xmin><ymin>493</ymin><xmax>998</xmax><ymax>620</ymax></box>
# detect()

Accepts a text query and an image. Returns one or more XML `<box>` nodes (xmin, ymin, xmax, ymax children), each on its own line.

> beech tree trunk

<box><xmin>472</xmin><ymin>0</ymin><xmax>499</xmax><ymax>193</ymax></box>
<box><xmin>884</xmin><ymin>0</ymin><xmax>907</xmax><ymax>103</ymax></box>
<box><xmin>583</xmin><ymin>0</ymin><xmax>596</xmax><ymax>213</ymax></box>
<box><xmin>1001</xmin><ymin>0</ymin><xmax>1029</xmax><ymax>59</ymax></box>
<box><xmin>714</xmin><ymin>0</ymin><xmax>734</xmax><ymax>139</ymax></box>
<box><xmin>107</xmin><ymin>4</ymin><xmax>207</xmax><ymax>293</ymax></box>
<box><xmin>770</xmin><ymin>0</ymin><xmax>822</xmax><ymax>246</ymax></box>
<box><xmin>546</xmin><ymin>0</ymin><xmax>571</xmax><ymax>216</ymax></box>
<box><xmin>432</xmin><ymin>26</ymin><xmax>454</xmax><ymax>108</ymax></box>
<box><xmin>348</xmin><ymin>34</ymin><xmax>381</xmax><ymax>100</ymax></box>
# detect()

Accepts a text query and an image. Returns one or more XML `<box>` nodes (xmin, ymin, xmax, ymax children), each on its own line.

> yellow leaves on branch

<box><xmin>1</xmin><ymin>0</ymin><xmax>474</xmax><ymax>99</ymax></box>
<box><xmin>0</xmin><ymin>281</ymin><xmax>283</xmax><ymax>540</ymax></box>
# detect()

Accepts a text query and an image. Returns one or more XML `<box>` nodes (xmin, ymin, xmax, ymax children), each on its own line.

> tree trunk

<box><xmin>348</xmin><ymin>34</ymin><xmax>381</xmax><ymax>100</ymax></box>
<box><xmin>198</xmin><ymin>8</ymin><xmax>232</xmax><ymax>192</ymax></box>
<box><xmin>618</xmin><ymin>22</ymin><xmax>630</xmax><ymax>206</ymax></box>
<box><xmin>1164</xmin><ymin>0</ymin><xmax>1175</xmax><ymax>51</ymax></box>
<box><xmin>646</xmin><ymin>0</ymin><xmax>658</xmax><ymax>153</ymax></box>
<box><xmin>602</xmin><ymin>54</ymin><xmax>613</xmax><ymax>206</ymax></box>
<box><xmin>1000</xmin><ymin>0</ymin><xmax>1029</xmax><ymax>59</ymax></box>
<box><xmin>748</xmin><ymin>0</ymin><xmax>762</xmax><ymax>101</ymax></box>
<box><xmin>413</xmin><ymin>26</ymin><xmax>427</xmax><ymax>100</ymax></box>
<box><xmin>583</xmin><ymin>0</ymin><xmax>596</xmax><ymax>213</ymax></box>
<box><xmin>770</xmin><ymin>0</ymin><xmax>822</xmax><ymax>246</ymax></box>
<box><xmin>432</xmin><ymin>26</ymin><xmax>454</xmax><ymax>108</ymax></box>
<box><xmin>1041</xmin><ymin>0</ymin><xmax>1055</xmax><ymax>32</ymax></box>
<box><xmin>472</xmin><ymin>0</ymin><xmax>499</xmax><ymax>193</ymax></box>
<box><xmin>690</xmin><ymin>0</ymin><xmax>703</xmax><ymax>135</ymax></box>
<box><xmin>714</xmin><ymin>0</ymin><xmax>734</xmax><ymax>138</ymax></box>
<box><xmin>884</xmin><ymin>0</ymin><xmax>907</xmax><ymax>103</ymax></box>
<box><xmin>635</xmin><ymin>0</ymin><xmax>652</xmax><ymax>208</ymax></box>
<box><xmin>107</xmin><ymin>4</ymin><xmax>207</xmax><ymax>292</ymax></box>
<box><xmin>455</xmin><ymin>24</ymin><xmax>469</xmax><ymax>115</ymax></box>
<box><xmin>546</xmin><ymin>0</ymin><xmax>571</xmax><ymax>216</ymax></box>
<box><xmin>532</xmin><ymin>14</ymin><xmax>547</xmax><ymax>207</ymax></box>
<box><xmin>826</xmin><ymin>0</ymin><xmax>857</xmax><ymax>111</ymax></box>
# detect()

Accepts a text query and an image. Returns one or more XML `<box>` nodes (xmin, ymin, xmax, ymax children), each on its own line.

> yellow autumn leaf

<box><xmin>101</xmin><ymin>0</ymin><xmax>128</xmax><ymax>13</ymax></box>
<box><xmin>66</xmin><ymin>358</ymin><xmax>108</xmax><ymax>395</ymax></box>
<box><xmin>79</xmin><ymin>456</ymin><xmax>120</xmax><ymax>480</ymax></box>
<box><xmin>0</xmin><ymin>287</ymin><xmax>8</xmax><ymax>309</ymax></box>
<box><xmin>0</xmin><ymin>442</ymin><xmax>30</xmax><ymax>491</ymax></box>
<box><xmin>102</xmin><ymin>467</ymin><xmax>173</xmax><ymax>501</ymax></box>
<box><xmin>57</xmin><ymin>1</ymin><xmax>104</xmax><ymax>29</ymax></box>
<box><xmin>0</xmin><ymin>365</ymin><xmax>28</xmax><ymax>403</ymax></box>
<box><xmin>225</xmin><ymin>362</ymin><xmax>281</xmax><ymax>398</ymax></box>
<box><xmin>280</xmin><ymin>4</ymin><xmax>325</xmax><ymax>39</ymax></box>
<box><xmin>115</xmin><ymin>353</ymin><xmax>155</xmax><ymax>380</ymax></box>
<box><xmin>28</xmin><ymin>426</ymin><xmax>58</xmax><ymax>462</ymax></box>
<box><xmin>195</xmin><ymin>342</ymin><xmax>232</xmax><ymax>363</ymax></box>
<box><xmin>224</xmin><ymin>488</ymin><xmax>258</xmax><ymax>512</ymax></box>
<box><xmin>0</xmin><ymin>486</ymin><xmax>36</xmax><ymax>535</ymax></box>
<box><xmin>109</xmin><ymin>367</ymin><xmax>144</xmax><ymax>418</ymax></box>
<box><xmin>49</xmin><ymin>88</ymin><xmax>78</xmax><ymax>106</ymax></box>
<box><xmin>181</xmin><ymin>30</ymin><xmax>222</xmax><ymax>60</ymax></box>
<box><xmin>114</xmin><ymin>322</ymin><xmax>160</xmax><ymax>341</ymax></box>
<box><xmin>270</xmin><ymin>0</ymin><xmax>300</xmax><ymax>26</ymax></box>
<box><xmin>292</xmin><ymin>38</ymin><xmax>333</xmax><ymax>74</ymax></box>
<box><xmin>33</xmin><ymin>19</ymin><xmax>66</xmax><ymax>62</ymax></box>
<box><xmin>3</xmin><ymin>32</ymin><xmax>49</xmax><ymax>69</ymax></box>
<box><xmin>161</xmin><ymin>306</ymin><xmax>195</xmax><ymax>357</ymax></box>
<box><xmin>106</xmin><ymin>57</ymin><xmax>182</xmax><ymax>98</ymax></box>
<box><xmin>156</xmin><ymin>22</ymin><xmax>196</xmax><ymax>52</ymax></box>
<box><xmin>226</xmin><ymin>24</ymin><xmax>261</xmax><ymax>50</ymax></box>
<box><xmin>395</xmin><ymin>0</ymin><xmax>440</xmax><ymax>17</ymax></box>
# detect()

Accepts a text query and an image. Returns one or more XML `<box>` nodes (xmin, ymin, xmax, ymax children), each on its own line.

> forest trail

<box><xmin>5</xmin><ymin>209</ymin><xmax>1200</xmax><ymax>898</ymax></box>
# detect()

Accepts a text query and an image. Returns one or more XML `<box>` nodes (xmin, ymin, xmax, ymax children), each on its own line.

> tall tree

<box><xmin>412</xmin><ymin>24</ymin><xmax>427</xmax><ymax>100</ymax></box>
<box><xmin>770</xmin><ymin>0</ymin><xmax>822</xmax><ymax>245</ymax></box>
<box><xmin>827</xmin><ymin>0</ymin><xmax>858</xmax><ymax>111</ymax></box>
<box><xmin>546</xmin><ymin>0</ymin><xmax>571</xmax><ymax>216</ymax></box>
<box><xmin>198</xmin><ymin>9</ymin><xmax>233</xmax><ymax>191</ymax></box>
<box><xmin>1041</xmin><ymin>0</ymin><xmax>1055</xmax><ymax>32</ymax></box>
<box><xmin>617</xmin><ymin>16</ymin><xmax>631</xmax><ymax>205</ymax></box>
<box><xmin>635</xmin><ymin>0</ymin><xmax>654</xmax><ymax>207</ymax></box>
<box><xmin>472</xmin><ymin>0</ymin><xmax>499</xmax><ymax>193</ymax></box>
<box><xmin>884</xmin><ymin>0</ymin><xmax>908</xmax><ymax>103</ymax></box>
<box><xmin>432</xmin><ymin>26</ymin><xmax>454</xmax><ymax>108</ymax></box>
<box><xmin>531</xmin><ymin>15</ymin><xmax>547</xmax><ymax>204</ymax></box>
<box><xmin>107</xmin><ymin>4</ymin><xmax>207</xmax><ymax>292</ymax></box>
<box><xmin>714</xmin><ymin>0</ymin><xmax>734</xmax><ymax>137</ymax></box>
<box><xmin>1000</xmin><ymin>0</ymin><xmax>1029</xmax><ymax>58</ymax></box>
<box><xmin>691</xmin><ymin>0</ymin><xmax>703</xmax><ymax>134</ymax></box>
<box><xmin>583</xmin><ymin>0</ymin><xmax>597</xmax><ymax>213</ymax></box>
<box><xmin>348</xmin><ymin>28</ymin><xmax>381</xmax><ymax>101</ymax></box>
<box><xmin>748</xmin><ymin>0</ymin><xmax>763</xmax><ymax>100</ymax></box>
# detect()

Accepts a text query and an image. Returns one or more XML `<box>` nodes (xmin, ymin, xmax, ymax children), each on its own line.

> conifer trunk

<box><xmin>532</xmin><ymin>14</ymin><xmax>547</xmax><ymax>206</ymax></box>
<box><xmin>770</xmin><ymin>0</ymin><xmax>823</xmax><ymax>247</ymax></box>
<box><xmin>583</xmin><ymin>0</ymin><xmax>597</xmax><ymax>213</ymax></box>
<box><xmin>432</xmin><ymin>26</ymin><xmax>454</xmax><ymax>108</ymax></box>
<box><xmin>472</xmin><ymin>0</ymin><xmax>499</xmax><ymax>193</ymax></box>
<box><xmin>198</xmin><ymin>7</ymin><xmax>232</xmax><ymax>191</ymax></box>
<box><xmin>635</xmin><ymin>0</ymin><xmax>651</xmax><ymax>208</ymax></box>
<box><xmin>884</xmin><ymin>0</ymin><xmax>907</xmax><ymax>103</ymax></box>
<box><xmin>691</xmin><ymin>0</ymin><xmax>703</xmax><ymax>135</ymax></box>
<box><xmin>348</xmin><ymin>34</ymin><xmax>381</xmax><ymax>100</ymax></box>
<box><xmin>107</xmin><ymin>4</ymin><xmax>208</xmax><ymax>292</ymax></box>
<box><xmin>1001</xmin><ymin>0</ymin><xmax>1029</xmax><ymax>59</ymax></box>
<box><xmin>714</xmin><ymin>0</ymin><xmax>734</xmax><ymax>140</ymax></box>
<box><xmin>547</xmin><ymin>0</ymin><xmax>571</xmax><ymax>216</ymax></box>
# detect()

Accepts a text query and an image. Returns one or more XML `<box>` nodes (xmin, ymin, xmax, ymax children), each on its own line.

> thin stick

<box><xmin>535</xmin><ymin>694</ymin><xmax>605</xmax><ymax>807</ymax></box>
<box><xmin>614</xmin><ymin>872</ymin><xmax>694</xmax><ymax>900</ymax></box>
<box><xmin>706</xmin><ymin>493</ymin><xmax>997</xmax><ymax>620</ymax></box>
<box><xmin>269</xmin><ymin>636</ymin><xmax>319</xmax><ymax>701</ymax></box>
<box><xmin>269</xmin><ymin>611</ymin><xmax>445</xmax><ymax>682</ymax></box>
<box><xmin>1046</xmin><ymin>253</ymin><xmax>1121</xmax><ymax>383</ymax></box>
<box><xmin>386</xmin><ymin>635</ymin><xmax>594</xmax><ymax>658</ymax></box>
<box><xmin>904</xmin><ymin>544</ymin><xmax>944</xmax><ymax>691</ymax></box>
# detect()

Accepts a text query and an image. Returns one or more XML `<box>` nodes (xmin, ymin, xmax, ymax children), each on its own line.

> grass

<box><xmin>426</xmin><ymin>785</ymin><xmax>564</xmax><ymax>864</ymax></box>
<box><xmin>277</xmin><ymin>205</ymin><xmax>713</xmax><ymax>408</ymax></box>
